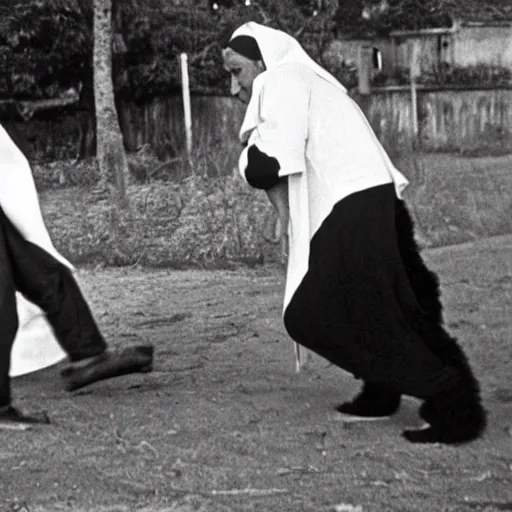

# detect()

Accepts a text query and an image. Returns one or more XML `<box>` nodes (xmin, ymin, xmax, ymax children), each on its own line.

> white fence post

<box><xmin>180</xmin><ymin>52</ymin><xmax>193</xmax><ymax>158</ymax></box>
<box><xmin>409</xmin><ymin>41</ymin><xmax>421</xmax><ymax>137</ymax></box>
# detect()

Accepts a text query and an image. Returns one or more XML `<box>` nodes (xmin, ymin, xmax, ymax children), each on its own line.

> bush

<box><xmin>371</xmin><ymin>64</ymin><xmax>512</xmax><ymax>88</ymax></box>
<box><xmin>38</xmin><ymin>162</ymin><xmax>282</xmax><ymax>268</ymax></box>
<box><xmin>37</xmin><ymin>149</ymin><xmax>512</xmax><ymax>268</ymax></box>
<box><xmin>419</xmin><ymin>63</ymin><xmax>512</xmax><ymax>87</ymax></box>
<box><xmin>1</xmin><ymin>0</ymin><xmax>91</xmax><ymax>99</ymax></box>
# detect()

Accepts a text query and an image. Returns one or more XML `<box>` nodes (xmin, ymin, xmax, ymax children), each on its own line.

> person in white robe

<box><xmin>0</xmin><ymin>124</ymin><xmax>153</xmax><ymax>427</ymax></box>
<box><xmin>222</xmin><ymin>22</ymin><xmax>486</xmax><ymax>445</ymax></box>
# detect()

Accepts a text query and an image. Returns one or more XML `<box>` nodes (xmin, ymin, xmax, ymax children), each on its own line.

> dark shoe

<box><xmin>61</xmin><ymin>345</ymin><xmax>154</xmax><ymax>392</ymax></box>
<box><xmin>0</xmin><ymin>406</ymin><xmax>50</xmax><ymax>430</ymax></box>
<box><xmin>402</xmin><ymin>377</ymin><xmax>486</xmax><ymax>445</ymax></box>
<box><xmin>336</xmin><ymin>382</ymin><xmax>402</xmax><ymax>419</ymax></box>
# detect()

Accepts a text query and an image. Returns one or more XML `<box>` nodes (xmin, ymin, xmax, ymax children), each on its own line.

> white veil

<box><xmin>230</xmin><ymin>22</ymin><xmax>347</xmax><ymax>92</ymax></box>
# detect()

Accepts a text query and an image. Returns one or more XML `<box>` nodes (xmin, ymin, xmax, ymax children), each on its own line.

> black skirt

<box><xmin>283</xmin><ymin>183</ymin><xmax>458</xmax><ymax>399</ymax></box>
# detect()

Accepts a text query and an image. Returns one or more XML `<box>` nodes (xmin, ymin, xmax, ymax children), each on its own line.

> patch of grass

<box><xmin>395</xmin><ymin>152</ymin><xmax>512</xmax><ymax>248</ymax></box>
<box><xmin>39</xmin><ymin>172</ymin><xmax>280</xmax><ymax>268</ymax></box>
<box><xmin>35</xmin><ymin>150</ymin><xmax>512</xmax><ymax>267</ymax></box>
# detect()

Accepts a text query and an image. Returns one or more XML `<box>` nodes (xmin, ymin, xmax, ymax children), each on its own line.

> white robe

<box><xmin>0</xmin><ymin>124</ymin><xmax>67</xmax><ymax>376</ymax></box>
<box><xmin>238</xmin><ymin>62</ymin><xmax>409</xmax><ymax>312</ymax></box>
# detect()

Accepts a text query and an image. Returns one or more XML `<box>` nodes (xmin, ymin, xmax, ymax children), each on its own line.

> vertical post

<box><xmin>180</xmin><ymin>53</ymin><xmax>193</xmax><ymax>158</ymax></box>
<box><xmin>357</xmin><ymin>44</ymin><xmax>373</xmax><ymax>118</ymax></box>
<box><xmin>410</xmin><ymin>77</ymin><xmax>418</xmax><ymax>136</ymax></box>
<box><xmin>358</xmin><ymin>44</ymin><xmax>372</xmax><ymax>95</ymax></box>
<box><xmin>409</xmin><ymin>40</ymin><xmax>421</xmax><ymax>138</ymax></box>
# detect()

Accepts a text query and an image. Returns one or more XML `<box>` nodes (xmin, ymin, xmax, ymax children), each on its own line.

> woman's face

<box><xmin>222</xmin><ymin>48</ymin><xmax>265</xmax><ymax>103</ymax></box>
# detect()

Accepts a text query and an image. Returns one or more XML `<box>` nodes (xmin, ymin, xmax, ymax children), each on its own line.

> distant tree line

<box><xmin>0</xmin><ymin>0</ymin><xmax>504</xmax><ymax>104</ymax></box>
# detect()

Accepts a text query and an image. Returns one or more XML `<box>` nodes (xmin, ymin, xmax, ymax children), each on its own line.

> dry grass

<box><xmin>36</xmin><ymin>156</ymin><xmax>279</xmax><ymax>268</ymax></box>
<box><xmin>33</xmin><ymin>150</ymin><xmax>512</xmax><ymax>268</ymax></box>
<box><xmin>396</xmin><ymin>152</ymin><xmax>512</xmax><ymax>247</ymax></box>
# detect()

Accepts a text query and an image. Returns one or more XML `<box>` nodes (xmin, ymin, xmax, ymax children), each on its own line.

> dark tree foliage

<box><xmin>0</xmin><ymin>0</ymin><xmax>91</xmax><ymax>99</ymax></box>
<box><xmin>365</xmin><ymin>0</ymin><xmax>452</xmax><ymax>33</ymax></box>
<box><xmin>0</xmin><ymin>0</ymin><xmax>508</xmax><ymax>102</ymax></box>
<box><xmin>333</xmin><ymin>0</ymin><xmax>511</xmax><ymax>35</ymax></box>
<box><xmin>111</xmin><ymin>0</ymin><xmax>339</xmax><ymax>99</ymax></box>
<box><xmin>0</xmin><ymin>0</ymin><xmax>342</xmax><ymax>101</ymax></box>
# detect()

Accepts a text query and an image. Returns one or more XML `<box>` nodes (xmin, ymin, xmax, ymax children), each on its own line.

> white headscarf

<box><xmin>230</xmin><ymin>23</ymin><xmax>346</xmax><ymax>144</ymax></box>
<box><xmin>230</xmin><ymin>22</ymin><xmax>347</xmax><ymax>93</ymax></box>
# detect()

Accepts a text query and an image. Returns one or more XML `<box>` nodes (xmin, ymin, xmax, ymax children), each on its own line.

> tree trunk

<box><xmin>93</xmin><ymin>0</ymin><xmax>128</xmax><ymax>208</ymax></box>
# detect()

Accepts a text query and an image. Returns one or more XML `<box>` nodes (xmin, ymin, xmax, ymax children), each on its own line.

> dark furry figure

<box><xmin>338</xmin><ymin>200</ymin><xmax>442</xmax><ymax>417</ymax></box>
<box><xmin>394</xmin><ymin>199</ymin><xmax>444</xmax><ymax>324</ymax></box>
<box><xmin>338</xmin><ymin>200</ymin><xmax>486</xmax><ymax>444</ymax></box>
<box><xmin>403</xmin><ymin>376</ymin><xmax>486</xmax><ymax>444</ymax></box>
<box><xmin>394</xmin><ymin>201</ymin><xmax>482</xmax><ymax>388</ymax></box>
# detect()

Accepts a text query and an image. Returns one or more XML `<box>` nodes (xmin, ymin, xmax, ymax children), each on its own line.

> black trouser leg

<box><xmin>0</xmin><ymin>212</ymin><xmax>19</xmax><ymax>407</ymax></box>
<box><xmin>1</xmin><ymin>208</ymin><xmax>107</xmax><ymax>362</ymax></box>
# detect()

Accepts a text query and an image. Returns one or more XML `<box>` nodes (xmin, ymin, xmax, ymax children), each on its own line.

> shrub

<box><xmin>37</xmin><ymin>150</ymin><xmax>512</xmax><ymax>268</ymax></box>
<box><xmin>39</xmin><ymin>163</ymin><xmax>282</xmax><ymax>268</ymax></box>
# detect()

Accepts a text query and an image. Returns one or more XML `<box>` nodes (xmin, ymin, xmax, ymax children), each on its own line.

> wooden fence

<box><xmin>4</xmin><ymin>85</ymin><xmax>512</xmax><ymax>166</ymax></box>
<box><xmin>361</xmin><ymin>85</ymin><xmax>512</xmax><ymax>154</ymax></box>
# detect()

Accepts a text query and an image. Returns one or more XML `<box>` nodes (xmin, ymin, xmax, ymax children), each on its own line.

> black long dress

<box><xmin>283</xmin><ymin>183</ymin><xmax>459</xmax><ymax>399</ymax></box>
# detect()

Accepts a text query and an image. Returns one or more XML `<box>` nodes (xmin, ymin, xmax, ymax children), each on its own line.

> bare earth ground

<box><xmin>0</xmin><ymin>234</ymin><xmax>510</xmax><ymax>512</ymax></box>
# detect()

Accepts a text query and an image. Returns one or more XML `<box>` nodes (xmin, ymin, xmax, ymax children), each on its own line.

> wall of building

<box><xmin>331</xmin><ymin>23</ymin><xmax>512</xmax><ymax>75</ymax></box>
<box><xmin>453</xmin><ymin>25</ymin><xmax>512</xmax><ymax>68</ymax></box>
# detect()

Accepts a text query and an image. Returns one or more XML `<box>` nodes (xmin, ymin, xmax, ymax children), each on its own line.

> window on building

<box><xmin>373</xmin><ymin>48</ymin><xmax>383</xmax><ymax>70</ymax></box>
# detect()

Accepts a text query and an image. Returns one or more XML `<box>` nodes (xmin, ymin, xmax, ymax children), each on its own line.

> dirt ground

<box><xmin>1</xmin><ymin>235</ymin><xmax>511</xmax><ymax>512</ymax></box>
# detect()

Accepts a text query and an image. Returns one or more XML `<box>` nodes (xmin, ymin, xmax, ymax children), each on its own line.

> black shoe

<box><xmin>61</xmin><ymin>345</ymin><xmax>154</xmax><ymax>392</ymax></box>
<box><xmin>336</xmin><ymin>382</ymin><xmax>402</xmax><ymax>419</ymax></box>
<box><xmin>0</xmin><ymin>406</ymin><xmax>51</xmax><ymax>430</ymax></box>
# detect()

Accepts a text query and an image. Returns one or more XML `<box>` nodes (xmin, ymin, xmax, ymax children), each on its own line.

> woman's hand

<box><xmin>266</xmin><ymin>178</ymin><xmax>289</xmax><ymax>263</ymax></box>
<box><xmin>273</xmin><ymin>205</ymin><xmax>289</xmax><ymax>242</ymax></box>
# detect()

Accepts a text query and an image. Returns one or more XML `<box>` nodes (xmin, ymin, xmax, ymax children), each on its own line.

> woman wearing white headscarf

<box><xmin>222</xmin><ymin>22</ymin><xmax>485</xmax><ymax>444</ymax></box>
<box><xmin>0</xmin><ymin>124</ymin><xmax>153</xmax><ymax>427</ymax></box>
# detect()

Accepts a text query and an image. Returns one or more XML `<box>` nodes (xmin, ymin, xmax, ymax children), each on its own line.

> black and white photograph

<box><xmin>0</xmin><ymin>0</ymin><xmax>511</xmax><ymax>510</ymax></box>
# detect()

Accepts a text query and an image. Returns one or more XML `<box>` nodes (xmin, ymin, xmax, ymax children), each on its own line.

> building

<box><xmin>330</xmin><ymin>0</ymin><xmax>512</xmax><ymax>78</ymax></box>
